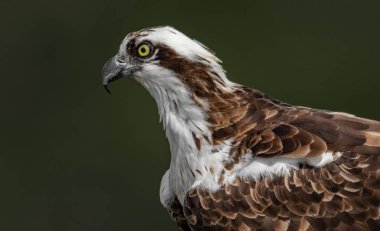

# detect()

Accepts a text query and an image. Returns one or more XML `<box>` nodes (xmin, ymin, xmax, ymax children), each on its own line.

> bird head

<box><xmin>102</xmin><ymin>26</ymin><xmax>240</xmax><ymax>139</ymax></box>
<box><xmin>101</xmin><ymin>26</ymin><xmax>232</xmax><ymax>97</ymax></box>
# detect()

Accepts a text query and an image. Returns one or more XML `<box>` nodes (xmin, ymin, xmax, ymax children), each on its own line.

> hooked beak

<box><xmin>101</xmin><ymin>56</ymin><xmax>140</xmax><ymax>94</ymax></box>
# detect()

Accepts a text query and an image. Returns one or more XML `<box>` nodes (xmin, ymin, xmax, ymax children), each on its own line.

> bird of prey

<box><xmin>101</xmin><ymin>26</ymin><xmax>380</xmax><ymax>231</ymax></box>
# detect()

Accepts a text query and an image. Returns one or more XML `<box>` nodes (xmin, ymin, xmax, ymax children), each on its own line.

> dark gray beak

<box><xmin>101</xmin><ymin>56</ymin><xmax>140</xmax><ymax>94</ymax></box>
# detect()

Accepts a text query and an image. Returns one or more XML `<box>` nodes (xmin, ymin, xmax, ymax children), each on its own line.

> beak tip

<box><xmin>103</xmin><ymin>84</ymin><xmax>112</xmax><ymax>95</ymax></box>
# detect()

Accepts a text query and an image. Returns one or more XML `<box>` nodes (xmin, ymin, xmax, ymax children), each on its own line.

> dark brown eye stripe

<box><xmin>126</xmin><ymin>39</ymin><xmax>136</xmax><ymax>55</ymax></box>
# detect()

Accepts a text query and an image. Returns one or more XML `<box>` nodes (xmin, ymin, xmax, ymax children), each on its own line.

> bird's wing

<box><xmin>181</xmin><ymin>90</ymin><xmax>380</xmax><ymax>230</ymax></box>
<box><xmin>183</xmin><ymin>152</ymin><xmax>380</xmax><ymax>230</ymax></box>
<box><xmin>233</xmin><ymin>107</ymin><xmax>380</xmax><ymax>160</ymax></box>
<box><xmin>208</xmin><ymin>87</ymin><xmax>380</xmax><ymax>160</ymax></box>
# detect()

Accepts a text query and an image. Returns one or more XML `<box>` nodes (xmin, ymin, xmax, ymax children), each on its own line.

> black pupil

<box><xmin>141</xmin><ymin>47</ymin><xmax>146</xmax><ymax>53</ymax></box>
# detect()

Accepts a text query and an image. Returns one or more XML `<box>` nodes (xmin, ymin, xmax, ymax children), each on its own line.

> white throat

<box><xmin>135</xmin><ymin>64</ymin><xmax>211</xmax><ymax>204</ymax></box>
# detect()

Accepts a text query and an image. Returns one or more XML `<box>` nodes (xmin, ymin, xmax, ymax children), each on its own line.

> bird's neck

<box><xmin>139</xmin><ymin>64</ymin><xmax>240</xmax><ymax>203</ymax></box>
<box><xmin>148</xmin><ymin>81</ymin><xmax>213</xmax><ymax>203</ymax></box>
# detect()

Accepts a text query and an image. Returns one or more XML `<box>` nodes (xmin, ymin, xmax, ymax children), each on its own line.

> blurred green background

<box><xmin>1</xmin><ymin>0</ymin><xmax>379</xmax><ymax>230</ymax></box>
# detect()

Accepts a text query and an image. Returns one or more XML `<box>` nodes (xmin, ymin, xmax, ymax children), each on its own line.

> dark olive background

<box><xmin>1</xmin><ymin>1</ymin><xmax>379</xmax><ymax>230</ymax></box>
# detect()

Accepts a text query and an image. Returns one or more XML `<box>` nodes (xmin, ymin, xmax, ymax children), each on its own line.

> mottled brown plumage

<box><xmin>164</xmin><ymin>87</ymin><xmax>380</xmax><ymax>230</ymax></box>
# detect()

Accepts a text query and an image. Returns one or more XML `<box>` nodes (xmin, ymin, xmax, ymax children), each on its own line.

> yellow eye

<box><xmin>137</xmin><ymin>43</ymin><xmax>152</xmax><ymax>57</ymax></box>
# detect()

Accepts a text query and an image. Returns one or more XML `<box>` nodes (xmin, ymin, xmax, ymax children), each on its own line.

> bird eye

<box><xmin>136</xmin><ymin>43</ymin><xmax>152</xmax><ymax>58</ymax></box>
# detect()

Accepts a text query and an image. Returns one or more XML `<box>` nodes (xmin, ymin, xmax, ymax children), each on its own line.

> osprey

<box><xmin>102</xmin><ymin>26</ymin><xmax>380</xmax><ymax>231</ymax></box>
